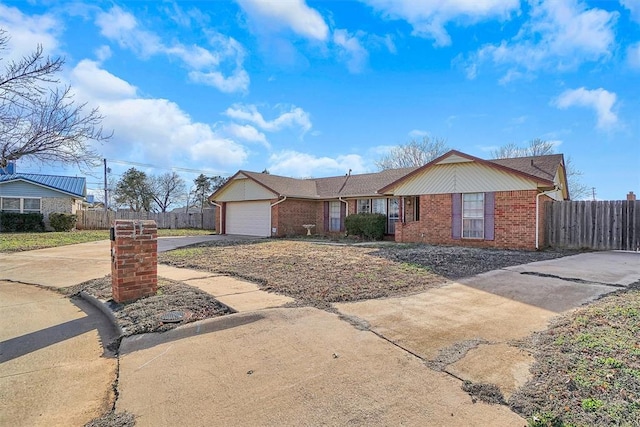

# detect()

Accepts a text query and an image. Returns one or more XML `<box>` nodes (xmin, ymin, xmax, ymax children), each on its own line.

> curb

<box><xmin>79</xmin><ymin>290</ymin><xmax>124</xmax><ymax>338</ymax></box>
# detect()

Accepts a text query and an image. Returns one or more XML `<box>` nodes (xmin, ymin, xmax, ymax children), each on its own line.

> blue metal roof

<box><xmin>0</xmin><ymin>174</ymin><xmax>86</xmax><ymax>197</ymax></box>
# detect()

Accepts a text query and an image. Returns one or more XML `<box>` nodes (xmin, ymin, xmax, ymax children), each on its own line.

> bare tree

<box><xmin>491</xmin><ymin>138</ymin><xmax>588</xmax><ymax>199</ymax></box>
<box><xmin>151</xmin><ymin>172</ymin><xmax>186</xmax><ymax>212</ymax></box>
<box><xmin>376</xmin><ymin>136</ymin><xmax>450</xmax><ymax>170</ymax></box>
<box><xmin>491</xmin><ymin>138</ymin><xmax>555</xmax><ymax>159</ymax></box>
<box><xmin>0</xmin><ymin>29</ymin><xmax>110</xmax><ymax>170</ymax></box>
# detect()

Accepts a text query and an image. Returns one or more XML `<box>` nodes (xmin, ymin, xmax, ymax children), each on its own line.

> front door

<box><xmin>387</xmin><ymin>198</ymin><xmax>399</xmax><ymax>234</ymax></box>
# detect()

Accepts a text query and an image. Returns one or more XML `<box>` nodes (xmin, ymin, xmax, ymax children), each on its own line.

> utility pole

<box><xmin>592</xmin><ymin>187</ymin><xmax>596</xmax><ymax>201</ymax></box>
<box><xmin>104</xmin><ymin>158</ymin><xmax>108</xmax><ymax>211</ymax></box>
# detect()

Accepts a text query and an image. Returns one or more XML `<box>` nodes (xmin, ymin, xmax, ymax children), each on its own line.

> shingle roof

<box><xmin>215</xmin><ymin>152</ymin><xmax>565</xmax><ymax>201</ymax></box>
<box><xmin>316</xmin><ymin>167</ymin><xmax>418</xmax><ymax>197</ymax></box>
<box><xmin>228</xmin><ymin>167</ymin><xmax>419</xmax><ymax>199</ymax></box>
<box><xmin>489</xmin><ymin>154</ymin><xmax>563</xmax><ymax>182</ymax></box>
<box><xmin>240</xmin><ymin>171</ymin><xmax>318</xmax><ymax>198</ymax></box>
<box><xmin>0</xmin><ymin>174</ymin><xmax>86</xmax><ymax>197</ymax></box>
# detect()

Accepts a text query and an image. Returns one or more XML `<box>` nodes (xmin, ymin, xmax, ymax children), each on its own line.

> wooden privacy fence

<box><xmin>545</xmin><ymin>200</ymin><xmax>640</xmax><ymax>251</ymax></box>
<box><xmin>77</xmin><ymin>209</ymin><xmax>216</xmax><ymax>230</ymax></box>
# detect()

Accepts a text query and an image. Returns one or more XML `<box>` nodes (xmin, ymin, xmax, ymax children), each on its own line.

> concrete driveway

<box><xmin>336</xmin><ymin>251</ymin><xmax>640</xmax><ymax>399</ymax></box>
<box><xmin>2</xmin><ymin>240</ymin><xmax>638</xmax><ymax>426</ymax></box>
<box><xmin>0</xmin><ymin>235</ymin><xmax>240</xmax><ymax>288</ymax></box>
<box><xmin>0</xmin><ymin>281</ymin><xmax>118</xmax><ymax>427</ymax></box>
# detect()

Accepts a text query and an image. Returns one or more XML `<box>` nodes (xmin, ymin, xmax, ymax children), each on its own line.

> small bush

<box><xmin>345</xmin><ymin>213</ymin><xmax>386</xmax><ymax>240</ymax></box>
<box><xmin>49</xmin><ymin>213</ymin><xmax>77</xmax><ymax>232</ymax></box>
<box><xmin>0</xmin><ymin>212</ymin><xmax>45</xmax><ymax>232</ymax></box>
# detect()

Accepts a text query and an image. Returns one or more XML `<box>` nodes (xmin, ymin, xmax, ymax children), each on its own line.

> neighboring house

<box><xmin>0</xmin><ymin>163</ymin><xmax>87</xmax><ymax>228</ymax></box>
<box><xmin>209</xmin><ymin>150</ymin><xmax>569</xmax><ymax>250</ymax></box>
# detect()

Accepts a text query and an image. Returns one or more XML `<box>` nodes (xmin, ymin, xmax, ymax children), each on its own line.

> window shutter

<box><xmin>323</xmin><ymin>201</ymin><xmax>329</xmax><ymax>232</ymax></box>
<box><xmin>452</xmin><ymin>193</ymin><xmax>461</xmax><ymax>240</ymax></box>
<box><xmin>340</xmin><ymin>202</ymin><xmax>346</xmax><ymax>231</ymax></box>
<box><xmin>484</xmin><ymin>192</ymin><xmax>495</xmax><ymax>241</ymax></box>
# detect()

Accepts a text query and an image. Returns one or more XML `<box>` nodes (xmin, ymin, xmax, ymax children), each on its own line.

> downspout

<box><xmin>338</xmin><ymin>197</ymin><xmax>348</xmax><ymax>214</ymax></box>
<box><xmin>535</xmin><ymin>187</ymin><xmax>559</xmax><ymax>250</ymax></box>
<box><xmin>339</xmin><ymin>197</ymin><xmax>349</xmax><ymax>232</ymax></box>
<box><xmin>270</xmin><ymin>196</ymin><xmax>287</xmax><ymax>208</ymax></box>
<box><xmin>270</xmin><ymin>196</ymin><xmax>287</xmax><ymax>236</ymax></box>
<box><xmin>210</xmin><ymin>201</ymin><xmax>223</xmax><ymax>234</ymax></box>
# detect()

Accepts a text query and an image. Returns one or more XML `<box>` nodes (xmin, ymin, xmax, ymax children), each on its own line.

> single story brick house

<box><xmin>209</xmin><ymin>150</ymin><xmax>569</xmax><ymax>250</ymax></box>
<box><xmin>0</xmin><ymin>163</ymin><xmax>87</xmax><ymax>229</ymax></box>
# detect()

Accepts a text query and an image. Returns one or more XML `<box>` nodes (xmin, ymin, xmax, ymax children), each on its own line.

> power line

<box><xmin>107</xmin><ymin>159</ymin><xmax>225</xmax><ymax>175</ymax></box>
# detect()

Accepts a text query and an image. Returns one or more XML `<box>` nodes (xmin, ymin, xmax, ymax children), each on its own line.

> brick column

<box><xmin>111</xmin><ymin>219</ymin><xmax>158</xmax><ymax>303</ymax></box>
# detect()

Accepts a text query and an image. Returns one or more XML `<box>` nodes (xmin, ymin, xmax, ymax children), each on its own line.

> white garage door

<box><xmin>226</xmin><ymin>201</ymin><xmax>271</xmax><ymax>237</ymax></box>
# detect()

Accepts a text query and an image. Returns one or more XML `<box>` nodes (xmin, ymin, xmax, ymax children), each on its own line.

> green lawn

<box><xmin>0</xmin><ymin>229</ymin><xmax>214</xmax><ymax>252</ymax></box>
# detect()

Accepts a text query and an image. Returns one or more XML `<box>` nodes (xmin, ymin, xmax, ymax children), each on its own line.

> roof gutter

<box><xmin>270</xmin><ymin>196</ymin><xmax>287</xmax><ymax>207</ymax></box>
<box><xmin>536</xmin><ymin>187</ymin><xmax>559</xmax><ymax>250</ymax></box>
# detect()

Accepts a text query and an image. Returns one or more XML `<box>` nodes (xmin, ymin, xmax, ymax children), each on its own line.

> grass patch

<box><xmin>510</xmin><ymin>285</ymin><xmax>640</xmax><ymax>426</ymax></box>
<box><xmin>0</xmin><ymin>229</ymin><xmax>214</xmax><ymax>252</ymax></box>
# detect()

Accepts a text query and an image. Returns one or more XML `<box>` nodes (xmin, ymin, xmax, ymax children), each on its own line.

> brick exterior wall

<box><xmin>272</xmin><ymin>199</ymin><xmax>319</xmax><ymax>237</ymax></box>
<box><xmin>395</xmin><ymin>190</ymin><xmax>543</xmax><ymax>250</ymax></box>
<box><xmin>111</xmin><ymin>219</ymin><xmax>158</xmax><ymax>303</ymax></box>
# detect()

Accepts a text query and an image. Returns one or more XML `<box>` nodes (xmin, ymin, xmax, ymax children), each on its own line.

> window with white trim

<box><xmin>462</xmin><ymin>193</ymin><xmax>484</xmax><ymax>238</ymax></box>
<box><xmin>0</xmin><ymin>197</ymin><xmax>41</xmax><ymax>213</ymax></box>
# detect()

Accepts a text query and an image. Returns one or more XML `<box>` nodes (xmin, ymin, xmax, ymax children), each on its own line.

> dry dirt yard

<box><xmin>158</xmin><ymin>239</ymin><xmax>573</xmax><ymax>308</ymax></box>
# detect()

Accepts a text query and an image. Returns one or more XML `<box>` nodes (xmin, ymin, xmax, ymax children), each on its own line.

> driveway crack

<box><xmin>517</xmin><ymin>271</ymin><xmax>626</xmax><ymax>288</ymax></box>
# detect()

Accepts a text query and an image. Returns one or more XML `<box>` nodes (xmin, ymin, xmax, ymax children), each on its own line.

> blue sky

<box><xmin>2</xmin><ymin>0</ymin><xmax>638</xmax><ymax>201</ymax></box>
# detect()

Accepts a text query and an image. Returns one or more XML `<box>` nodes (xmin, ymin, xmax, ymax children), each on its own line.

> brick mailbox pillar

<box><xmin>111</xmin><ymin>219</ymin><xmax>158</xmax><ymax>303</ymax></box>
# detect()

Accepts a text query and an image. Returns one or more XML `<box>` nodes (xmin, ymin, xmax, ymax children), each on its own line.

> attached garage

<box><xmin>225</xmin><ymin>201</ymin><xmax>271</xmax><ymax>237</ymax></box>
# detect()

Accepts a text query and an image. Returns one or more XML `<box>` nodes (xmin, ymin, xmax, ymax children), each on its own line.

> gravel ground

<box><xmin>369</xmin><ymin>244</ymin><xmax>576</xmax><ymax>279</ymax></box>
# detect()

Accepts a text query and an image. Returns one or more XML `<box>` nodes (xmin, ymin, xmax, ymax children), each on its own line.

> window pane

<box><xmin>357</xmin><ymin>199</ymin><xmax>370</xmax><ymax>214</ymax></box>
<box><xmin>329</xmin><ymin>202</ymin><xmax>341</xmax><ymax>231</ymax></box>
<box><xmin>463</xmin><ymin>219</ymin><xmax>484</xmax><ymax>238</ymax></box>
<box><xmin>23</xmin><ymin>198</ymin><xmax>41</xmax><ymax>211</ymax></box>
<box><xmin>2</xmin><ymin>198</ymin><xmax>20</xmax><ymax>212</ymax></box>
<box><xmin>372</xmin><ymin>199</ymin><xmax>386</xmax><ymax>215</ymax></box>
<box><xmin>463</xmin><ymin>193</ymin><xmax>484</xmax><ymax>218</ymax></box>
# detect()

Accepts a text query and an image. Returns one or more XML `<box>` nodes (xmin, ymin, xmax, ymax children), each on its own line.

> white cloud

<box><xmin>408</xmin><ymin>129</ymin><xmax>430</xmax><ymax>138</ymax></box>
<box><xmin>627</xmin><ymin>42</ymin><xmax>640</xmax><ymax>69</ymax></box>
<box><xmin>621</xmin><ymin>0</ymin><xmax>640</xmax><ymax>22</ymax></box>
<box><xmin>466</xmin><ymin>0</ymin><xmax>618</xmax><ymax>79</ymax></box>
<box><xmin>70</xmin><ymin>61</ymin><xmax>247</xmax><ymax>169</ymax></box>
<box><xmin>95</xmin><ymin>6</ymin><xmax>249</xmax><ymax>93</ymax></box>
<box><xmin>72</xmin><ymin>60</ymin><xmax>137</xmax><ymax>99</ymax></box>
<box><xmin>333</xmin><ymin>29</ymin><xmax>369</xmax><ymax>73</ymax></box>
<box><xmin>0</xmin><ymin>4</ymin><xmax>60</xmax><ymax>62</ymax></box>
<box><xmin>362</xmin><ymin>0</ymin><xmax>520</xmax><ymax>46</ymax></box>
<box><xmin>268</xmin><ymin>150</ymin><xmax>367</xmax><ymax>177</ymax></box>
<box><xmin>224</xmin><ymin>104</ymin><xmax>312</xmax><ymax>133</ymax></box>
<box><xmin>236</xmin><ymin>0</ymin><xmax>329</xmax><ymax>41</ymax></box>
<box><xmin>223</xmin><ymin>124</ymin><xmax>270</xmax><ymax>148</ymax></box>
<box><xmin>553</xmin><ymin>87</ymin><xmax>619</xmax><ymax>130</ymax></box>
<box><xmin>95</xmin><ymin>45</ymin><xmax>112</xmax><ymax>62</ymax></box>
